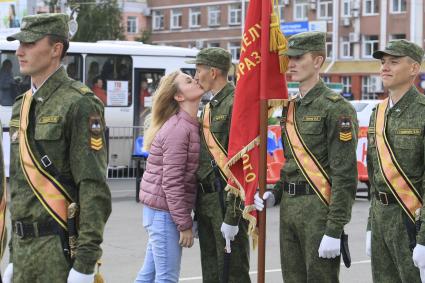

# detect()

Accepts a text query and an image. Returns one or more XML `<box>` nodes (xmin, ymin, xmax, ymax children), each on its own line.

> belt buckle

<box><xmin>41</xmin><ymin>155</ymin><xmax>52</xmax><ymax>168</ymax></box>
<box><xmin>288</xmin><ymin>183</ymin><xmax>296</xmax><ymax>196</ymax></box>
<box><xmin>15</xmin><ymin>221</ymin><xmax>24</xmax><ymax>238</ymax></box>
<box><xmin>379</xmin><ymin>192</ymin><xmax>389</xmax><ymax>205</ymax></box>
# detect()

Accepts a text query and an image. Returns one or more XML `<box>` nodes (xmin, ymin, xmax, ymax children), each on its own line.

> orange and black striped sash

<box><xmin>19</xmin><ymin>90</ymin><xmax>72</xmax><ymax>229</ymax></box>
<box><xmin>201</xmin><ymin>103</ymin><xmax>229</xmax><ymax>180</ymax></box>
<box><xmin>284</xmin><ymin>101</ymin><xmax>331</xmax><ymax>206</ymax></box>
<box><xmin>375</xmin><ymin>98</ymin><xmax>422</xmax><ymax>222</ymax></box>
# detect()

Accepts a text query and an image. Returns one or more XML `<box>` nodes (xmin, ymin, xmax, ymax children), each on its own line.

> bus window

<box><xmin>0</xmin><ymin>52</ymin><xmax>30</xmax><ymax>106</ymax></box>
<box><xmin>85</xmin><ymin>55</ymin><xmax>132</xmax><ymax>107</ymax></box>
<box><xmin>64</xmin><ymin>54</ymin><xmax>83</xmax><ymax>82</ymax></box>
<box><xmin>134</xmin><ymin>69</ymin><xmax>165</xmax><ymax>128</ymax></box>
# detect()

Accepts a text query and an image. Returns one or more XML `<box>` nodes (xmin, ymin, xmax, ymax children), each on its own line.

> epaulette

<box><xmin>325</xmin><ymin>93</ymin><xmax>342</xmax><ymax>103</ymax></box>
<box><xmin>70</xmin><ymin>81</ymin><xmax>93</xmax><ymax>95</ymax></box>
<box><xmin>15</xmin><ymin>94</ymin><xmax>24</xmax><ymax>102</ymax></box>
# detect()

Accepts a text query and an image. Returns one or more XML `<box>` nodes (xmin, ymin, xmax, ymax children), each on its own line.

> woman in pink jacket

<box><xmin>135</xmin><ymin>70</ymin><xmax>203</xmax><ymax>283</ymax></box>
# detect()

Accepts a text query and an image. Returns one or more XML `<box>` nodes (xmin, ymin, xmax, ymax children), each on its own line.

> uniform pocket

<box><xmin>35</xmin><ymin>123</ymin><xmax>62</xmax><ymax>140</ymax></box>
<box><xmin>394</xmin><ymin>135</ymin><xmax>421</xmax><ymax>150</ymax></box>
<box><xmin>210</xmin><ymin>119</ymin><xmax>228</xmax><ymax>134</ymax></box>
<box><xmin>299</xmin><ymin>121</ymin><xmax>324</xmax><ymax>135</ymax></box>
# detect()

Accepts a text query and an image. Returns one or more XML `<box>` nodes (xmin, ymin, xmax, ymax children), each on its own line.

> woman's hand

<box><xmin>179</xmin><ymin>228</ymin><xmax>194</xmax><ymax>248</ymax></box>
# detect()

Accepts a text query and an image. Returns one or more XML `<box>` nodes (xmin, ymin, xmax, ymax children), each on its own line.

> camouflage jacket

<box><xmin>275</xmin><ymin>79</ymin><xmax>358</xmax><ymax>238</ymax></box>
<box><xmin>366</xmin><ymin>86</ymin><xmax>425</xmax><ymax>244</ymax></box>
<box><xmin>9</xmin><ymin>67</ymin><xmax>111</xmax><ymax>274</ymax></box>
<box><xmin>197</xmin><ymin>82</ymin><xmax>242</xmax><ymax>225</ymax></box>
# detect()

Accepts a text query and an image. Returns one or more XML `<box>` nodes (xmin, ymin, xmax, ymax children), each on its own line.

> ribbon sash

<box><xmin>375</xmin><ymin>98</ymin><xmax>422</xmax><ymax>222</ymax></box>
<box><xmin>19</xmin><ymin>90</ymin><xmax>72</xmax><ymax>229</ymax></box>
<box><xmin>284</xmin><ymin>101</ymin><xmax>331</xmax><ymax>206</ymax></box>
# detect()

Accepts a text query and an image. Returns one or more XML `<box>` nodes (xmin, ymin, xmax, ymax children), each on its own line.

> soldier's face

<box><xmin>380</xmin><ymin>55</ymin><xmax>418</xmax><ymax>90</ymax></box>
<box><xmin>287</xmin><ymin>53</ymin><xmax>317</xmax><ymax>83</ymax></box>
<box><xmin>174</xmin><ymin>72</ymin><xmax>204</xmax><ymax>102</ymax></box>
<box><xmin>16</xmin><ymin>37</ymin><xmax>60</xmax><ymax>79</ymax></box>
<box><xmin>194</xmin><ymin>65</ymin><xmax>213</xmax><ymax>92</ymax></box>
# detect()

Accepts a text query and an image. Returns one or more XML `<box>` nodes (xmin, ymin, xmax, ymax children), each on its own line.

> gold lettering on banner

<box><xmin>242</xmin><ymin>153</ymin><xmax>256</xmax><ymax>183</ymax></box>
<box><xmin>237</xmin><ymin>23</ymin><xmax>262</xmax><ymax>81</ymax></box>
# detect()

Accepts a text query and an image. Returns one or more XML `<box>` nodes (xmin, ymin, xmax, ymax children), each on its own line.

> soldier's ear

<box><xmin>51</xmin><ymin>42</ymin><xmax>63</xmax><ymax>59</ymax></box>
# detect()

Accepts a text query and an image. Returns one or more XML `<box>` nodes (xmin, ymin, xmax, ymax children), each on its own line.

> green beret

<box><xmin>7</xmin><ymin>13</ymin><xmax>69</xmax><ymax>43</ymax></box>
<box><xmin>280</xmin><ymin>31</ymin><xmax>326</xmax><ymax>57</ymax></box>
<box><xmin>373</xmin><ymin>39</ymin><xmax>424</xmax><ymax>64</ymax></box>
<box><xmin>186</xmin><ymin>47</ymin><xmax>232</xmax><ymax>71</ymax></box>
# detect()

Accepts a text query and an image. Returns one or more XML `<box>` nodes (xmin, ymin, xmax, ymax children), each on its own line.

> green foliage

<box><xmin>70</xmin><ymin>0</ymin><xmax>125</xmax><ymax>42</ymax></box>
<box><xmin>135</xmin><ymin>30</ymin><xmax>151</xmax><ymax>43</ymax></box>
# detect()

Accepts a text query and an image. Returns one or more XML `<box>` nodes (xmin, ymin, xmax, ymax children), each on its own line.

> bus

<box><xmin>0</xmin><ymin>40</ymin><xmax>199</xmax><ymax>177</ymax></box>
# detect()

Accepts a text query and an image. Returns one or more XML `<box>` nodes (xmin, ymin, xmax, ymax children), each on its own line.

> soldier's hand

<box><xmin>366</xmin><ymin>230</ymin><xmax>371</xmax><ymax>257</ymax></box>
<box><xmin>67</xmin><ymin>268</ymin><xmax>94</xmax><ymax>283</ymax></box>
<box><xmin>179</xmin><ymin>229</ymin><xmax>194</xmax><ymax>248</ymax></box>
<box><xmin>221</xmin><ymin>222</ymin><xmax>239</xmax><ymax>253</ymax></box>
<box><xmin>3</xmin><ymin>263</ymin><xmax>13</xmax><ymax>283</ymax></box>
<box><xmin>254</xmin><ymin>191</ymin><xmax>275</xmax><ymax>211</ymax></box>
<box><xmin>318</xmin><ymin>235</ymin><xmax>341</xmax><ymax>259</ymax></box>
<box><xmin>413</xmin><ymin>244</ymin><xmax>425</xmax><ymax>269</ymax></box>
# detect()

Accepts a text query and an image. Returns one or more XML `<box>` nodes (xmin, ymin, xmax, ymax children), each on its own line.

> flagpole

<box><xmin>258</xmin><ymin>1</ymin><xmax>271</xmax><ymax>283</ymax></box>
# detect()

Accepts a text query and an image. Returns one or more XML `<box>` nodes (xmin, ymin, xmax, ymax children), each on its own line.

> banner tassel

<box><xmin>93</xmin><ymin>260</ymin><xmax>104</xmax><ymax>283</ymax></box>
<box><xmin>242</xmin><ymin>205</ymin><xmax>259</xmax><ymax>249</ymax></box>
<box><xmin>269</xmin><ymin>7</ymin><xmax>289</xmax><ymax>73</ymax></box>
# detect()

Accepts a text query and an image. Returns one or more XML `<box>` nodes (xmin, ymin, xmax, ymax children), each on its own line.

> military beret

<box><xmin>280</xmin><ymin>31</ymin><xmax>326</xmax><ymax>57</ymax></box>
<box><xmin>7</xmin><ymin>13</ymin><xmax>69</xmax><ymax>43</ymax></box>
<box><xmin>373</xmin><ymin>39</ymin><xmax>424</xmax><ymax>64</ymax></box>
<box><xmin>186</xmin><ymin>47</ymin><xmax>232</xmax><ymax>71</ymax></box>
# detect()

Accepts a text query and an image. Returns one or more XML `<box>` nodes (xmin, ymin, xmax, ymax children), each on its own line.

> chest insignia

<box><xmin>396</xmin><ymin>128</ymin><xmax>421</xmax><ymax>135</ymax></box>
<box><xmin>302</xmin><ymin>116</ymin><xmax>321</xmax><ymax>122</ymax></box>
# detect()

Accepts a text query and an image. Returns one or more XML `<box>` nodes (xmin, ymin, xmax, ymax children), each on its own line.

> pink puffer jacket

<box><xmin>139</xmin><ymin>110</ymin><xmax>200</xmax><ymax>231</ymax></box>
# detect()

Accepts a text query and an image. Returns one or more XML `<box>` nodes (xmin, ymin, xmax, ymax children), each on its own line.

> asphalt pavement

<box><xmin>2</xmin><ymin>179</ymin><xmax>373</xmax><ymax>282</ymax></box>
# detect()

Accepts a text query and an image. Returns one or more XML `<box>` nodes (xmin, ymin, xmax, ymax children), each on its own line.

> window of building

<box><xmin>190</xmin><ymin>7</ymin><xmax>201</xmax><ymax>27</ymax></box>
<box><xmin>390</xmin><ymin>0</ymin><xmax>406</xmax><ymax>13</ymax></box>
<box><xmin>208</xmin><ymin>6</ymin><xmax>221</xmax><ymax>26</ymax></box>
<box><xmin>127</xmin><ymin>16</ymin><xmax>137</xmax><ymax>34</ymax></box>
<box><xmin>362</xmin><ymin>76</ymin><xmax>380</xmax><ymax>99</ymax></box>
<box><xmin>364</xmin><ymin>0</ymin><xmax>379</xmax><ymax>15</ymax></box>
<box><xmin>171</xmin><ymin>9</ymin><xmax>182</xmax><ymax>29</ymax></box>
<box><xmin>390</xmin><ymin>34</ymin><xmax>406</xmax><ymax>40</ymax></box>
<box><xmin>318</xmin><ymin>0</ymin><xmax>333</xmax><ymax>19</ymax></box>
<box><xmin>294</xmin><ymin>0</ymin><xmax>308</xmax><ymax>21</ymax></box>
<box><xmin>228</xmin><ymin>42</ymin><xmax>241</xmax><ymax>60</ymax></box>
<box><xmin>341</xmin><ymin>76</ymin><xmax>352</xmax><ymax>93</ymax></box>
<box><xmin>326</xmin><ymin>38</ymin><xmax>332</xmax><ymax>59</ymax></box>
<box><xmin>208</xmin><ymin>42</ymin><xmax>220</xmax><ymax>48</ymax></box>
<box><xmin>341</xmin><ymin>36</ymin><xmax>354</xmax><ymax>58</ymax></box>
<box><xmin>277</xmin><ymin>0</ymin><xmax>285</xmax><ymax>21</ymax></box>
<box><xmin>362</xmin><ymin>35</ymin><xmax>379</xmax><ymax>58</ymax></box>
<box><xmin>153</xmin><ymin>10</ymin><xmax>164</xmax><ymax>30</ymax></box>
<box><xmin>229</xmin><ymin>4</ymin><xmax>241</xmax><ymax>25</ymax></box>
<box><xmin>322</xmin><ymin>76</ymin><xmax>331</xmax><ymax>83</ymax></box>
<box><xmin>342</xmin><ymin>0</ymin><xmax>351</xmax><ymax>17</ymax></box>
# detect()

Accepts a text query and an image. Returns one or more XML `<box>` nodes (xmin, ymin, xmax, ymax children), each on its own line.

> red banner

<box><xmin>226</xmin><ymin>0</ymin><xmax>288</xmax><ymax>233</ymax></box>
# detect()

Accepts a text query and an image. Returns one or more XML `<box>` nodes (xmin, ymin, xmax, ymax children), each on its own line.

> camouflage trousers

<box><xmin>370</xmin><ymin>200</ymin><xmax>421</xmax><ymax>283</ymax></box>
<box><xmin>196</xmin><ymin>191</ymin><xmax>251</xmax><ymax>283</ymax></box>
<box><xmin>280</xmin><ymin>193</ymin><xmax>340</xmax><ymax>283</ymax></box>
<box><xmin>12</xmin><ymin>233</ymin><xmax>71</xmax><ymax>283</ymax></box>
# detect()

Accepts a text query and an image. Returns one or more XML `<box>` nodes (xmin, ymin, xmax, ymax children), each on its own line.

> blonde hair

<box><xmin>144</xmin><ymin>71</ymin><xmax>181</xmax><ymax>150</ymax></box>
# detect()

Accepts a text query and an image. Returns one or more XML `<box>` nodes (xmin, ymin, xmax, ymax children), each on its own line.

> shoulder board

<box><xmin>325</xmin><ymin>93</ymin><xmax>342</xmax><ymax>103</ymax></box>
<box><xmin>15</xmin><ymin>94</ymin><xmax>24</xmax><ymax>102</ymax></box>
<box><xmin>70</xmin><ymin>82</ymin><xmax>93</xmax><ymax>95</ymax></box>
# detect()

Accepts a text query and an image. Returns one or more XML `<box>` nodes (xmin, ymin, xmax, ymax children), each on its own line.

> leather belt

<box><xmin>12</xmin><ymin>220</ymin><xmax>61</xmax><ymax>239</ymax></box>
<box><xmin>375</xmin><ymin>191</ymin><xmax>397</xmax><ymax>205</ymax></box>
<box><xmin>283</xmin><ymin>182</ymin><xmax>315</xmax><ymax>196</ymax></box>
<box><xmin>199</xmin><ymin>183</ymin><xmax>216</xmax><ymax>194</ymax></box>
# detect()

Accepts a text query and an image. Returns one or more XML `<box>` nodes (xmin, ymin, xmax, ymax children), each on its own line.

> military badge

<box><xmin>339</xmin><ymin>116</ymin><xmax>352</xmax><ymax>142</ymax></box>
<box><xmin>89</xmin><ymin>115</ymin><xmax>103</xmax><ymax>150</ymax></box>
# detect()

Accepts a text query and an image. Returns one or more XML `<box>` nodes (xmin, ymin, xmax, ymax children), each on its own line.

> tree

<box><xmin>70</xmin><ymin>0</ymin><xmax>125</xmax><ymax>42</ymax></box>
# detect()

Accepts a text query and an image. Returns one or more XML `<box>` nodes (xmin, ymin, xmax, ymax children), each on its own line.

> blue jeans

<box><xmin>135</xmin><ymin>206</ymin><xmax>182</xmax><ymax>283</ymax></box>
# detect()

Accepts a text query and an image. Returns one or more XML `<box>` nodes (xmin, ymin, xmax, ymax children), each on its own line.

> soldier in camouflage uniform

<box><xmin>366</xmin><ymin>40</ymin><xmax>425</xmax><ymax>283</ymax></box>
<box><xmin>255</xmin><ymin>32</ymin><xmax>358</xmax><ymax>282</ymax></box>
<box><xmin>187</xmin><ymin>48</ymin><xmax>251</xmax><ymax>283</ymax></box>
<box><xmin>4</xmin><ymin>13</ymin><xmax>111</xmax><ymax>283</ymax></box>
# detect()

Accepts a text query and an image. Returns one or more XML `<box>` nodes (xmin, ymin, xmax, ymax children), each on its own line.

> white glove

<box><xmin>220</xmin><ymin>222</ymin><xmax>239</xmax><ymax>253</ymax></box>
<box><xmin>366</xmin><ymin>230</ymin><xmax>371</xmax><ymax>257</ymax></box>
<box><xmin>254</xmin><ymin>191</ymin><xmax>275</xmax><ymax>211</ymax></box>
<box><xmin>318</xmin><ymin>235</ymin><xmax>341</xmax><ymax>259</ymax></box>
<box><xmin>413</xmin><ymin>244</ymin><xmax>425</xmax><ymax>269</ymax></box>
<box><xmin>420</xmin><ymin>267</ymin><xmax>425</xmax><ymax>283</ymax></box>
<box><xmin>3</xmin><ymin>263</ymin><xmax>13</xmax><ymax>283</ymax></box>
<box><xmin>192</xmin><ymin>221</ymin><xmax>199</xmax><ymax>238</ymax></box>
<box><xmin>67</xmin><ymin>268</ymin><xmax>94</xmax><ymax>283</ymax></box>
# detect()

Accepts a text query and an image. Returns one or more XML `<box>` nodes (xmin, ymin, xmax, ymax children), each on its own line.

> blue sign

<box><xmin>281</xmin><ymin>21</ymin><xmax>308</xmax><ymax>36</ymax></box>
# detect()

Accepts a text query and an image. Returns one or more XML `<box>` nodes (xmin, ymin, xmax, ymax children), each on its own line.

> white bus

<box><xmin>0</xmin><ymin>40</ymin><xmax>198</xmax><ymax>177</ymax></box>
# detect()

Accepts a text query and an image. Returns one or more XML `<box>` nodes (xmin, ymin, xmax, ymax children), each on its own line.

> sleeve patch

<box><xmin>339</xmin><ymin>116</ymin><xmax>353</xmax><ymax>142</ymax></box>
<box><xmin>89</xmin><ymin>114</ymin><xmax>103</xmax><ymax>150</ymax></box>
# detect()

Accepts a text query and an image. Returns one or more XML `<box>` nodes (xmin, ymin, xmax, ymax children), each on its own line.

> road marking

<box><xmin>179</xmin><ymin>260</ymin><xmax>371</xmax><ymax>281</ymax></box>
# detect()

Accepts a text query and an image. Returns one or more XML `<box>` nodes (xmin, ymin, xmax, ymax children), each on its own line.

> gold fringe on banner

<box><xmin>93</xmin><ymin>260</ymin><xmax>104</xmax><ymax>283</ymax></box>
<box><xmin>243</xmin><ymin>205</ymin><xmax>259</xmax><ymax>249</ymax></box>
<box><xmin>269</xmin><ymin>0</ymin><xmax>289</xmax><ymax>74</ymax></box>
